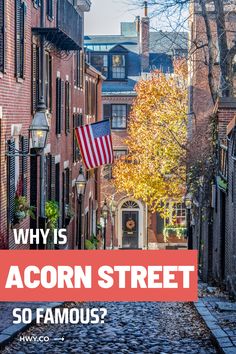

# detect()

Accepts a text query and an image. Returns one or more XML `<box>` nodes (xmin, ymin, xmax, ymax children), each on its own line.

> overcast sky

<box><xmin>85</xmin><ymin>0</ymin><xmax>144</xmax><ymax>35</ymax></box>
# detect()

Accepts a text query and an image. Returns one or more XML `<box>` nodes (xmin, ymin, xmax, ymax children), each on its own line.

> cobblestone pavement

<box><xmin>2</xmin><ymin>302</ymin><xmax>218</xmax><ymax>354</ymax></box>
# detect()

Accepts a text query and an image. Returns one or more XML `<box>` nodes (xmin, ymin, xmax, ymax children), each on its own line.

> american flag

<box><xmin>75</xmin><ymin>120</ymin><xmax>114</xmax><ymax>170</ymax></box>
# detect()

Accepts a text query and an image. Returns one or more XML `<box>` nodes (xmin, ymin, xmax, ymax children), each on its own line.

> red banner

<box><xmin>0</xmin><ymin>250</ymin><xmax>198</xmax><ymax>302</ymax></box>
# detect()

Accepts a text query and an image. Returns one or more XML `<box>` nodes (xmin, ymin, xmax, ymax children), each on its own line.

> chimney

<box><xmin>136</xmin><ymin>16</ymin><xmax>140</xmax><ymax>35</ymax></box>
<box><xmin>140</xmin><ymin>1</ymin><xmax>150</xmax><ymax>72</ymax></box>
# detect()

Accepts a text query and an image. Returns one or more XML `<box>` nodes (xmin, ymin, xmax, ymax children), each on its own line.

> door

<box><xmin>122</xmin><ymin>210</ymin><xmax>139</xmax><ymax>248</ymax></box>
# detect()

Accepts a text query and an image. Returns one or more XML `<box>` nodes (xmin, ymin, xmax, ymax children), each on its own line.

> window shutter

<box><xmin>15</xmin><ymin>0</ymin><xmax>21</xmax><ymax>77</ymax></box>
<box><xmin>47</xmin><ymin>0</ymin><xmax>54</xmax><ymax>19</ymax></box>
<box><xmin>56</xmin><ymin>77</ymin><xmax>61</xmax><ymax>134</ymax></box>
<box><xmin>0</xmin><ymin>0</ymin><xmax>5</xmax><ymax>73</ymax></box>
<box><xmin>103</xmin><ymin>104</ymin><xmax>111</xmax><ymax>120</ymax></box>
<box><xmin>15</xmin><ymin>0</ymin><xmax>25</xmax><ymax>78</ymax></box>
<box><xmin>8</xmin><ymin>140</ymin><xmax>16</xmax><ymax>224</ymax></box>
<box><xmin>50</xmin><ymin>155</ymin><xmax>56</xmax><ymax>200</ymax></box>
<box><xmin>65</xmin><ymin>81</ymin><xmax>70</xmax><ymax>133</ymax></box>
<box><xmin>61</xmin><ymin>79</ymin><xmax>64</xmax><ymax>130</ymax></box>
<box><xmin>21</xmin><ymin>136</ymin><xmax>28</xmax><ymax>197</ymax></box>
<box><xmin>32</xmin><ymin>44</ymin><xmax>39</xmax><ymax>112</ymax></box>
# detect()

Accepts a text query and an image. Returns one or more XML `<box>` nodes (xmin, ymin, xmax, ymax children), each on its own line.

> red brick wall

<box><xmin>0</xmin><ymin>1</ymin><xmax>102</xmax><ymax>250</ymax></box>
<box><xmin>0</xmin><ymin>0</ymin><xmax>32</xmax><ymax>249</ymax></box>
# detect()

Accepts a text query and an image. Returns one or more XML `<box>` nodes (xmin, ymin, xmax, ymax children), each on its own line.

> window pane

<box><xmin>91</xmin><ymin>54</ymin><xmax>108</xmax><ymax>78</ymax></box>
<box><xmin>112</xmin><ymin>55</ymin><xmax>125</xmax><ymax>79</ymax></box>
<box><xmin>114</xmin><ymin>150</ymin><xmax>127</xmax><ymax>159</ymax></box>
<box><xmin>112</xmin><ymin>105</ymin><xmax>127</xmax><ymax>129</ymax></box>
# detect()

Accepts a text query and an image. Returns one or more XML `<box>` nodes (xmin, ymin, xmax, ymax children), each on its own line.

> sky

<box><xmin>85</xmin><ymin>0</ymin><xmax>144</xmax><ymax>35</ymax></box>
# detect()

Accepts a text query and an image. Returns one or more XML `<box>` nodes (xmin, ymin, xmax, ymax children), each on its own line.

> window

<box><xmin>91</xmin><ymin>54</ymin><xmax>108</xmax><ymax>78</ymax></box>
<box><xmin>0</xmin><ymin>0</ymin><xmax>5</xmax><ymax>73</ymax></box>
<box><xmin>231</xmin><ymin>129</ymin><xmax>236</xmax><ymax>159</ymax></box>
<box><xmin>65</xmin><ymin>80</ymin><xmax>71</xmax><ymax>133</ymax></box>
<box><xmin>219</xmin><ymin>142</ymin><xmax>228</xmax><ymax>180</ymax></box>
<box><xmin>45</xmin><ymin>52</ymin><xmax>52</xmax><ymax>112</ymax></box>
<box><xmin>73</xmin><ymin>114</ymin><xmax>83</xmax><ymax>163</ymax></box>
<box><xmin>112</xmin><ymin>54</ymin><xmax>125</xmax><ymax>79</ymax></box>
<box><xmin>74</xmin><ymin>50</ymin><xmax>80</xmax><ymax>87</ymax></box>
<box><xmin>114</xmin><ymin>149</ymin><xmax>127</xmax><ymax>160</ymax></box>
<box><xmin>85</xmin><ymin>79</ymin><xmax>97</xmax><ymax>116</ymax></box>
<box><xmin>165</xmin><ymin>203</ymin><xmax>186</xmax><ymax>227</ymax></box>
<box><xmin>111</xmin><ymin>105</ymin><xmax>127</xmax><ymax>129</ymax></box>
<box><xmin>7</xmin><ymin>136</ymin><xmax>28</xmax><ymax>224</ymax></box>
<box><xmin>32</xmin><ymin>44</ymin><xmax>40</xmax><ymax>113</ymax></box>
<box><xmin>47</xmin><ymin>0</ymin><xmax>54</xmax><ymax>20</ymax></box>
<box><xmin>15</xmin><ymin>0</ymin><xmax>26</xmax><ymax>79</ymax></box>
<box><xmin>79</xmin><ymin>51</ymin><xmax>84</xmax><ymax>88</ymax></box>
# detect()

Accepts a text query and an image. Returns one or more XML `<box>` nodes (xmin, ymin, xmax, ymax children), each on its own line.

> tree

<box><xmin>131</xmin><ymin>0</ymin><xmax>236</xmax><ymax>101</ymax></box>
<box><xmin>113</xmin><ymin>61</ymin><xmax>188</xmax><ymax>216</ymax></box>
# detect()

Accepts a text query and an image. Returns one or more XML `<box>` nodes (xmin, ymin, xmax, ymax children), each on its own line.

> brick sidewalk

<box><xmin>194</xmin><ymin>283</ymin><xmax>236</xmax><ymax>354</ymax></box>
<box><xmin>0</xmin><ymin>302</ymin><xmax>62</xmax><ymax>346</ymax></box>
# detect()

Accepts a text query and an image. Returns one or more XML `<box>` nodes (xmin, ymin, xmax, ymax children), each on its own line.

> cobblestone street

<box><xmin>2</xmin><ymin>302</ymin><xmax>218</xmax><ymax>354</ymax></box>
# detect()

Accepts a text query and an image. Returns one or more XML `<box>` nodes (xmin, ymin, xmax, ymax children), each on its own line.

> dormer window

<box><xmin>91</xmin><ymin>54</ymin><xmax>108</xmax><ymax>78</ymax></box>
<box><xmin>112</xmin><ymin>54</ymin><xmax>126</xmax><ymax>79</ymax></box>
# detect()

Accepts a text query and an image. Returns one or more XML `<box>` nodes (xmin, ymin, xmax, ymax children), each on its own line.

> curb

<box><xmin>194</xmin><ymin>300</ymin><xmax>236</xmax><ymax>354</ymax></box>
<box><xmin>0</xmin><ymin>302</ymin><xmax>63</xmax><ymax>348</ymax></box>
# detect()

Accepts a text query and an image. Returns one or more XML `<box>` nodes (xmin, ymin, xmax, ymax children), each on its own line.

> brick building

<box><xmin>0</xmin><ymin>0</ymin><xmax>103</xmax><ymax>250</ymax></box>
<box><xmin>85</xmin><ymin>4</ymin><xmax>188</xmax><ymax>250</ymax></box>
<box><xmin>188</xmin><ymin>1</ymin><xmax>236</xmax><ymax>296</ymax></box>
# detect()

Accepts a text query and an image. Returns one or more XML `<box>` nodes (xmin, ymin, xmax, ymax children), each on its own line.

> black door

<box><xmin>122</xmin><ymin>210</ymin><xmax>139</xmax><ymax>248</ymax></box>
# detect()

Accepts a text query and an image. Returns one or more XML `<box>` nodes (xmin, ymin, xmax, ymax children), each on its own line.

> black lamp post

<box><xmin>29</xmin><ymin>97</ymin><xmax>49</xmax><ymax>223</ymax></box>
<box><xmin>75</xmin><ymin>167</ymin><xmax>87</xmax><ymax>249</ymax></box>
<box><xmin>102</xmin><ymin>199</ymin><xmax>109</xmax><ymax>250</ymax></box>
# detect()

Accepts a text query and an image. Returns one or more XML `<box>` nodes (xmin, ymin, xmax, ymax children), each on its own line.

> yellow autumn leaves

<box><xmin>113</xmin><ymin>61</ymin><xmax>188</xmax><ymax>216</ymax></box>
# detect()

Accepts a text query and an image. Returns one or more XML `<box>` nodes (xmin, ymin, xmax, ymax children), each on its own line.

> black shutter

<box><xmin>47</xmin><ymin>0</ymin><xmax>54</xmax><ymax>19</ymax></box>
<box><xmin>21</xmin><ymin>136</ymin><xmax>28</xmax><ymax>197</ymax></box>
<box><xmin>8</xmin><ymin>140</ymin><xmax>16</xmax><ymax>224</ymax></box>
<box><xmin>15</xmin><ymin>0</ymin><xmax>25</xmax><ymax>78</ymax></box>
<box><xmin>103</xmin><ymin>104</ymin><xmax>111</xmax><ymax>120</ymax></box>
<box><xmin>56</xmin><ymin>77</ymin><xmax>61</xmax><ymax>134</ymax></box>
<box><xmin>61</xmin><ymin>79</ymin><xmax>64</xmax><ymax>130</ymax></box>
<box><xmin>15</xmin><ymin>0</ymin><xmax>21</xmax><ymax>77</ymax></box>
<box><xmin>50</xmin><ymin>155</ymin><xmax>56</xmax><ymax>200</ymax></box>
<box><xmin>65</xmin><ymin>81</ymin><xmax>70</xmax><ymax>133</ymax></box>
<box><xmin>0</xmin><ymin>0</ymin><xmax>5</xmax><ymax>73</ymax></box>
<box><xmin>32</xmin><ymin>44</ymin><xmax>39</xmax><ymax>112</ymax></box>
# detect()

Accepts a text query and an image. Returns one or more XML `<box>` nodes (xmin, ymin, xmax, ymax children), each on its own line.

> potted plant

<box><xmin>45</xmin><ymin>201</ymin><xmax>60</xmax><ymax>231</ymax></box>
<box><xmin>85</xmin><ymin>234</ymin><xmax>99</xmax><ymax>250</ymax></box>
<box><xmin>14</xmin><ymin>196</ymin><xmax>35</xmax><ymax>224</ymax></box>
